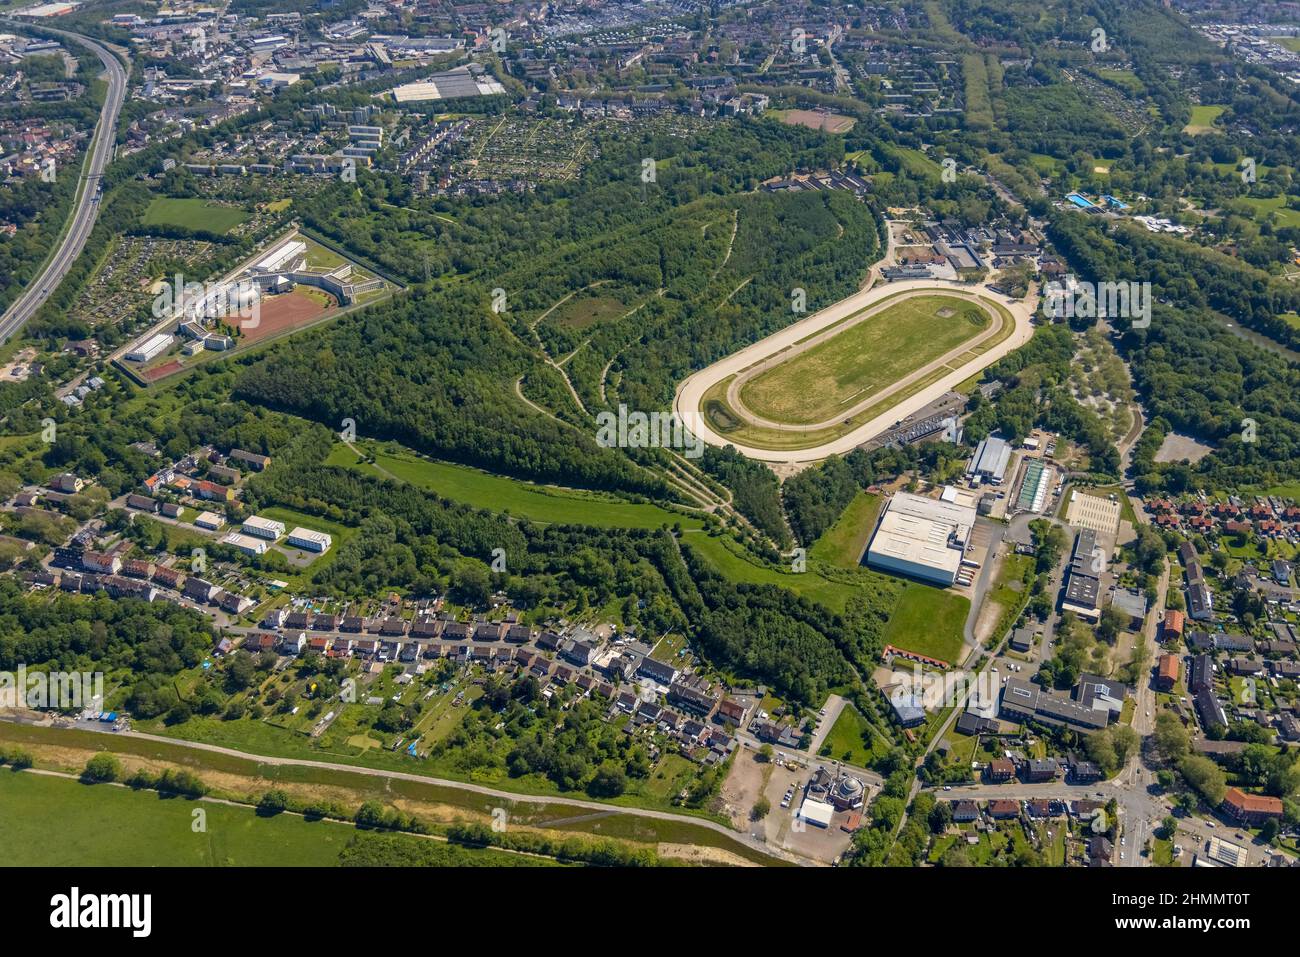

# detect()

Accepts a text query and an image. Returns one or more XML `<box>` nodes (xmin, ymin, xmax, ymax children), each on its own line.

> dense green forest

<box><xmin>1047</xmin><ymin>213</ymin><xmax>1300</xmax><ymax>492</ymax></box>
<box><xmin>234</xmin><ymin>120</ymin><xmax>879</xmax><ymax>504</ymax></box>
<box><xmin>0</xmin><ymin>578</ymin><xmax>216</xmax><ymax>717</ymax></box>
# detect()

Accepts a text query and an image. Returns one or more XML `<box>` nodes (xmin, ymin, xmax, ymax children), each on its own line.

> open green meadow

<box><xmin>0</xmin><ymin>723</ymin><xmax>777</xmax><ymax>863</ymax></box>
<box><xmin>324</xmin><ymin>442</ymin><xmax>703</xmax><ymax>531</ymax></box>
<box><xmin>881</xmin><ymin>583</ymin><xmax>969</xmax><ymax>664</ymax></box>
<box><xmin>0</xmin><ymin>770</ymin><xmax>533</xmax><ymax>866</ymax></box>
<box><xmin>1237</xmin><ymin>194</ymin><xmax>1300</xmax><ymax>229</ymax></box>
<box><xmin>1183</xmin><ymin>104</ymin><xmax>1225</xmax><ymax>134</ymax></box>
<box><xmin>886</xmin><ymin>145</ymin><xmax>944</xmax><ymax>178</ymax></box>
<box><xmin>819</xmin><ymin>703</ymin><xmax>889</xmax><ymax>766</ymax></box>
<box><xmin>140</xmin><ymin>197</ymin><xmax>249</xmax><ymax>234</ymax></box>
<box><xmin>547</xmin><ymin>292</ymin><xmax>634</xmax><ymax>331</ymax></box>
<box><xmin>683</xmin><ymin>532</ymin><xmax>897</xmax><ymax>615</ymax></box>
<box><xmin>808</xmin><ymin>490</ymin><xmax>882</xmax><ymax>567</ymax></box>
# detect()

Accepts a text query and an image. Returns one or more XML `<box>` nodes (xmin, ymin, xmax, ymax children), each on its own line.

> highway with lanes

<box><xmin>0</xmin><ymin>24</ymin><xmax>128</xmax><ymax>345</ymax></box>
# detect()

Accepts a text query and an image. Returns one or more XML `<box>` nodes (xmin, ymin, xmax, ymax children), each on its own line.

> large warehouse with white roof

<box><xmin>866</xmin><ymin>492</ymin><xmax>977</xmax><ymax>586</ymax></box>
<box><xmin>966</xmin><ymin>434</ymin><xmax>1012</xmax><ymax>485</ymax></box>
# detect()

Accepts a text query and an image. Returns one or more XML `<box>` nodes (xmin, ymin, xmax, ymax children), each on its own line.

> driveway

<box><xmin>805</xmin><ymin>693</ymin><xmax>847</xmax><ymax>756</ymax></box>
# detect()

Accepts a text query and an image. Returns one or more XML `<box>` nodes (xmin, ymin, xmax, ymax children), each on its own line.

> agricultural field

<box><xmin>738</xmin><ymin>295</ymin><xmax>992</xmax><ymax>426</ymax></box>
<box><xmin>140</xmin><ymin>197</ymin><xmax>250</xmax><ymax>235</ymax></box>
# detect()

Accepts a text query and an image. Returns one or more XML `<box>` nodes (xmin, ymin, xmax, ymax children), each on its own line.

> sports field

<box><xmin>738</xmin><ymin>295</ymin><xmax>990</xmax><ymax>425</ymax></box>
<box><xmin>219</xmin><ymin>289</ymin><xmax>334</xmax><ymax>343</ymax></box>
<box><xmin>773</xmin><ymin>109</ymin><xmax>856</xmax><ymax>134</ymax></box>
<box><xmin>676</xmin><ymin>280</ymin><xmax>1033</xmax><ymax>462</ymax></box>
<box><xmin>140</xmin><ymin>197</ymin><xmax>249</xmax><ymax>234</ymax></box>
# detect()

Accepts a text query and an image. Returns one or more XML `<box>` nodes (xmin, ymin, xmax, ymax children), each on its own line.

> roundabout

<box><xmin>674</xmin><ymin>278</ymin><xmax>1037</xmax><ymax>465</ymax></box>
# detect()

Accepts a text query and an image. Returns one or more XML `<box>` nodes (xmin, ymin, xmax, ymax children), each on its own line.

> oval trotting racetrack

<box><xmin>674</xmin><ymin>278</ymin><xmax>1037</xmax><ymax>466</ymax></box>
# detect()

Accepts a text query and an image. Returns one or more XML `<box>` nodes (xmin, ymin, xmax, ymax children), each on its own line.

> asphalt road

<box><xmin>936</xmin><ymin>780</ymin><xmax>1170</xmax><ymax>866</ymax></box>
<box><xmin>0</xmin><ymin>24</ymin><xmax>127</xmax><ymax>345</ymax></box>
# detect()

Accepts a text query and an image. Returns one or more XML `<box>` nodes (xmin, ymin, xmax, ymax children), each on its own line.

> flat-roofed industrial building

<box><xmin>242</xmin><ymin>515</ymin><xmax>286</xmax><ymax>540</ymax></box>
<box><xmin>287</xmin><ymin>526</ymin><xmax>332</xmax><ymax>552</ymax></box>
<box><xmin>125</xmin><ymin>332</ymin><xmax>174</xmax><ymax>363</ymax></box>
<box><xmin>966</xmin><ymin>435</ymin><xmax>1012</xmax><ymax>485</ymax></box>
<box><xmin>866</xmin><ymin>492</ymin><xmax>977</xmax><ymax>586</ymax></box>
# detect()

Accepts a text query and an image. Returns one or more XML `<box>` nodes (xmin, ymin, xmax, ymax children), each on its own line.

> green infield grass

<box><xmin>738</xmin><ymin>294</ymin><xmax>990</xmax><ymax>426</ymax></box>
